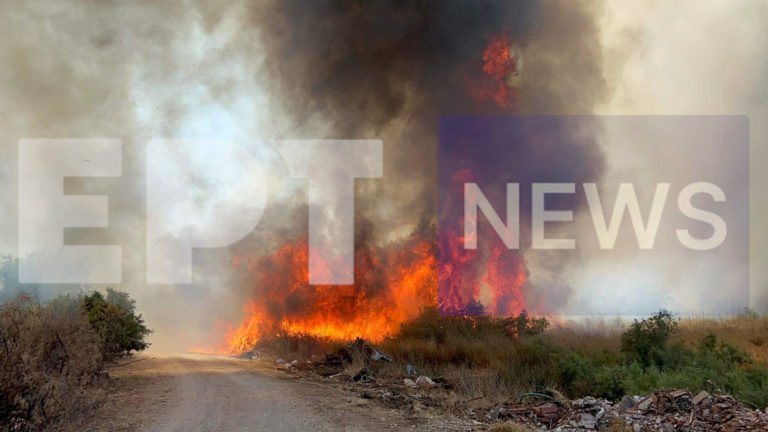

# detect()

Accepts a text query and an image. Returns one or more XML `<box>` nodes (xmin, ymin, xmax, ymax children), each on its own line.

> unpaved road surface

<box><xmin>67</xmin><ymin>354</ymin><xmax>427</xmax><ymax>432</ymax></box>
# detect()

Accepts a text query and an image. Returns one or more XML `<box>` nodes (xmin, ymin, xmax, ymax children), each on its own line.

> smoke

<box><xmin>247</xmin><ymin>0</ymin><xmax>609</xmax><ymax>317</ymax></box>
<box><xmin>251</xmin><ymin>0</ymin><xmax>608</xmax><ymax>234</ymax></box>
<box><xmin>0</xmin><ymin>0</ymin><xmax>613</xmax><ymax>350</ymax></box>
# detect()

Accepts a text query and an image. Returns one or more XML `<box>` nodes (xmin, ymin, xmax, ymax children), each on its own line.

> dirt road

<box><xmin>68</xmin><ymin>354</ymin><xmax>420</xmax><ymax>432</ymax></box>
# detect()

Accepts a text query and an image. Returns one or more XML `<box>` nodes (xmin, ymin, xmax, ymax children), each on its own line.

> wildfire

<box><xmin>200</xmin><ymin>233</ymin><xmax>436</xmax><ymax>355</ymax></box>
<box><xmin>438</xmin><ymin>169</ymin><xmax>528</xmax><ymax>317</ymax></box>
<box><xmin>194</xmin><ymin>32</ymin><xmax>530</xmax><ymax>356</ymax></box>
<box><xmin>467</xmin><ymin>32</ymin><xmax>518</xmax><ymax>110</ymax></box>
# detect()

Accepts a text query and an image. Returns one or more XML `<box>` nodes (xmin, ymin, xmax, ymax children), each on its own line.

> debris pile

<box><xmin>494</xmin><ymin>389</ymin><xmax>768</xmax><ymax>431</ymax></box>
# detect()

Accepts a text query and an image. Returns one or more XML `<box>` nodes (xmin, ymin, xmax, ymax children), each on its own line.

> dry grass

<box><xmin>540</xmin><ymin>315</ymin><xmax>768</xmax><ymax>363</ymax></box>
<box><xmin>0</xmin><ymin>295</ymin><xmax>105</xmax><ymax>430</ymax></box>
<box><xmin>676</xmin><ymin>316</ymin><xmax>768</xmax><ymax>363</ymax></box>
<box><xmin>540</xmin><ymin>318</ymin><xmax>623</xmax><ymax>355</ymax></box>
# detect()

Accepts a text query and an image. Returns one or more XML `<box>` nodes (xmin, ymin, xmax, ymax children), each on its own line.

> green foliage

<box><xmin>105</xmin><ymin>288</ymin><xmax>136</xmax><ymax>313</ymax></box>
<box><xmin>593</xmin><ymin>365</ymin><xmax>628</xmax><ymax>400</ymax></box>
<box><xmin>621</xmin><ymin>310</ymin><xmax>678</xmax><ymax>369</ymax></box>
<box><xmin>82</xmin><ymin>291</ymin><xmax>151</xmax><ymax>361</ymax></box>
<box><xmin>554</xmin><ymin>325</ymin><xmax>768</xmax><ymax>407</ymax></box>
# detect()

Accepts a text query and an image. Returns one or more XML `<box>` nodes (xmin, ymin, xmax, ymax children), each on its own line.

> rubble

<box><xmin>495</xmin><ymin>389</ymin><xmax>768</xmax><ymax>431</ymax></box>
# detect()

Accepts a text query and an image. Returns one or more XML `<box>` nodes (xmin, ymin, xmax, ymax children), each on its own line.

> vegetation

<box><xmin>393</xmin><ymin>309</ymin><xmax>768</xmax><ymax>408</ymax></box>
<box><xmin>269</xmin><ymin>308</ymin><xmax>768</xmax><ymax>409</ymax></box>
<box><xmin>83</xmin><ymin>289</ymin><xmax>151</xmax><ymax>361</ymax></box>
<box><xmin>0</xmin><ymin>289</ymin><xmax>150</xmax><ymax>430</ymax></box>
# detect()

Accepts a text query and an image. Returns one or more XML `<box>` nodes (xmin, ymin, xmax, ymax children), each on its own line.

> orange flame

<box><xmin>201</xmin><ymin>234</ymin><xmax>436</xmax><ymax>355</ymax></box>
<box><xmin>467</xmin><ymin>32</ymin><xmax>517</xmax><ymax>110</ymax></box>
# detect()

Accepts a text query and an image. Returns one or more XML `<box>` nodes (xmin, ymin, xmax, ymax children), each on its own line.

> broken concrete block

<box><xmin>403</xmin><ymin>378</ymin><xmax>417</xmax><ymax>388</ymax></box>
<box><xmin>580</xmin><ymin>412</ymin><xmax>596</xmax><ymax>429</ymax></box>
<box><xmin>637</xmin><ymin>397</ymin><xmax>654</xmax><ymax>411</ymax></box>
<box><xmin>692</xmin><ymin>390</ymin><xmax>711</xmax><ymax>405</ymax></box>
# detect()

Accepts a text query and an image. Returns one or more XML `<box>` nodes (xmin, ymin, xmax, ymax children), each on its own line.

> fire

<box><xmin>438</xmin><ymin>169</ymin><xmax>528</xmax><ymax>317</ymax></box>
<box><xmin>467</xmin><ymin>32</ymin><xmax>518</xmax><ymax>110</ymax></box>
<box><xmin>203</xmin><ymin>233</ymin><xmax>436</xmax><ymax>355</ymax></box>
<box><xmin>195</xmin><ymin>32</ymin><xmax>530</xmax><ymax>356</ymax></box>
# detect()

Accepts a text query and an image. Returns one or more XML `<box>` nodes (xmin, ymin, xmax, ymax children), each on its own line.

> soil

<box><xmin>58</xmin><ymin>353</ymin><xmax>473</xmax><ymax>432</ymax></box>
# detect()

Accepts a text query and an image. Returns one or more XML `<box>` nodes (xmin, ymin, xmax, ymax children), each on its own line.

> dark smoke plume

<box><xmin>246</xmin><ymin>0</ymin><xmax>608</xmax><ymax>314</ymax></box>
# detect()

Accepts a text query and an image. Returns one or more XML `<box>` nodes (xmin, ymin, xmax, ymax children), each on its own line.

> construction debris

<box><xmin>495</xmin><ymin>389</ymin><xmax>768</xmax><ymax>431</ymax></box>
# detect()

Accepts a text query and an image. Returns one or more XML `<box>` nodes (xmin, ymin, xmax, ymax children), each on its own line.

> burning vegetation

<box><xmin>200</xmin><ymin>230</ymin><xmax>436</xmax><ymax>355</ymax></box>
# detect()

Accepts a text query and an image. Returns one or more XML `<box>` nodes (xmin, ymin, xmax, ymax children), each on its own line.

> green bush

<box><xmin>621</xmin><ymin>310</ymin><xmax>678</xmax><ymax>369</ymax></box>
<box><xmin>82</xmin><ymin>291</ymin><xmax>151</xmax><ymax>361</ymax></box>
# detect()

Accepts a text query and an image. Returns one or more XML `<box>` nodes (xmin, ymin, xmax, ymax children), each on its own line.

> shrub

<box><xmin>0</xmin><ymin>296</ymin><xmax>103</xmax><ymax>431</ymax></box>
<box><xmin>82</xmin><ymin>291</ymin><xmax>151</xmax><ymax>361</ymax></box>
<box><xmin>593</xmin><ymin>365</ymin><xmax>628</xmax><ymax>400</ymax></box>
<box><xmin>621</xmin><ymin>310</ymin><xmax>678</xmax><ymax>369</ymax></box>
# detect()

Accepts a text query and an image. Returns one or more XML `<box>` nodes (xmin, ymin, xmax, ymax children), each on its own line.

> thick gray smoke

<box><xmin>249</xmin><ymin>0</ymin><xmax>608</xmax><ymax>315</ymax></box>
<box><xmin>0</xmin><ymin>0</ymin><xmax>611</xmax><ymax>350</ymax></box>
<box><xmin>250</xmin><ymin>0</ymin><xmax>608</xmax><ymax>237</ymax></box>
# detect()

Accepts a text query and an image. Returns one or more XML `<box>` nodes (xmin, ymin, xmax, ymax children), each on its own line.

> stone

<box><xmin>638</xmin><ymin>397</ymin><xmax>654</xmax><ymax>411</ymax></box>
<box><xmin>580</xmin><ymin>412</ymin><xmax>597</xmax><ymax>429</ymax></box>
<box><xmin>534</xmin><ymin>402</ymin><xmax>559</xmax><ymax>420</ymax></box>
<box><xmin>403</xmin><ymin>378</ymin><xmax>418</xmax><ymax>388</ymax></box>
<box><xmin>692</xmin><ymin>390</ymin><xmax>711</xmax><ymax>405</ymax></box>
<box><xmin>619</xmin><ymin>395</ymin><xmax>636</xmax><ymax>411</ymax></box>
<box><xmin>596</xmin><ymin>407</ymin><xmax>605</xmax><ymax>420</ymax></box>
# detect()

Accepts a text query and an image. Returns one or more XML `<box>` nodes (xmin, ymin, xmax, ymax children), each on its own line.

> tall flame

<box><xmin>201</xmin><ymin>234</ymin><xmax>436</xmax><ymax>355</ymax></box>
